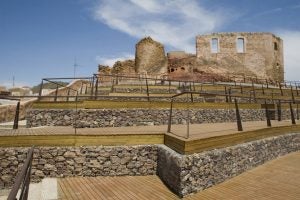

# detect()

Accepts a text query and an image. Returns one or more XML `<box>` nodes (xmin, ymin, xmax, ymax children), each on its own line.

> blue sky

<box><xmin>1</xmin><ymin>0</ymin><xmax>300</xmax><ymax>87</ymax></box>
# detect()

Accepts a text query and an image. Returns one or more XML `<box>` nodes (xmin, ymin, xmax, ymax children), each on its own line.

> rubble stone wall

<box><xmin>0</xmin><ymin>145</ymin><xmax>157</xmax><ymax>189</ymax></box>
<box><xmin>26</xmin><ymin>108</ymin><xmax>293</xmax><ymax>128</ymax></box>
<box><xmin>157</xmin><ymin>133</ymin><xmax>300</xmax><ymax>197</ymax></box>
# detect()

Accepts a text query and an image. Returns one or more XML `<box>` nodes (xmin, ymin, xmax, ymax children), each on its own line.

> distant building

<box><xmin>9</xmin><ymin>86</ymin><xmax>32</xmax><ymax>96</ymax></box>
<box><xmin>0</xmin><ymin>86</ymin><xmax>10</xmax><ymax>96</ymax></box>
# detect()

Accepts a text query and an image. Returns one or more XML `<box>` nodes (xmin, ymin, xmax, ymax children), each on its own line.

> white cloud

<box><xmin>93</xmin><ymin>0</ymin><xmax>226</xmax><ymax>52</ymax></box>
<box><xmin>277</xmin><ymin>30</ymin><xmax>300</xmax><ymax>81</ymax></box>
<box><xmin>96</xmin><ymin>53</ymin><xmax>134</xmax><ymax>67</ymax></box>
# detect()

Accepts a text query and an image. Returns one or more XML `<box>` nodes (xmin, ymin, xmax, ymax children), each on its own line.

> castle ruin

<box><xmin>98</xmin><ymin>32</ymin><xmax>284</xmax><ymax>83</ymax></box>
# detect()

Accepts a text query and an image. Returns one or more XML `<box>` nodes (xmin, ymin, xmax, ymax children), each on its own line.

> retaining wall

<box><xmin>0</xmin><ymin>145</ymin><xmax>157</xmax><ymax>189</ymax></box>
<box><xmin>26</xmin><ymin>108</ymin><xmax>293</xmax><ymax>128</ymax></box>
<box><xmin>157</xmin><ymin>133</ymin><xmax>300</xmax><ymax>197</ymax></box>
<box><xmin>1</xmin><ymin>133</ymin><xmax>300</xmax><ymax>195</ymax></box>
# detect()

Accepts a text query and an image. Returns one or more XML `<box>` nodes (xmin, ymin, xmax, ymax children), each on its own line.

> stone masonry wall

<box><xmin>157</xmin><ymin>133</ymin><xmax>300</xmax><ymax>197</ymax></box>
<box><xmin>0</xmin><ymin>145</ymin><xmax>157</xmax><ymax>189</ymax></box>
<box><xmin>26</xmin><ymin>108</ymin><xmax>293</xmax><ymax>128</ymax></box>
<box><xmin>196</xmin><ymin>32</ymin><xmax>284</xmax><ymax>82</ymax></box>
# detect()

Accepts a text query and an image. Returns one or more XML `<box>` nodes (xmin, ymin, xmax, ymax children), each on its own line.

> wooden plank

<box><xmin>0</xmin><ymin>134</ymin><xmax>164</xmax><ymax>147</ymax></box>
<box><xmin>188</xmin><ymin>152</ymin><xmax>300</xmax><ymax>200</ymax></box>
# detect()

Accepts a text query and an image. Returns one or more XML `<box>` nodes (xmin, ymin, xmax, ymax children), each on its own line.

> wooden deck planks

<box><xmin>57</xmin><ymin>152</ymin><xmax>300</xmax><ymax>200</ymax></box>
<box><xmin>58</xmin><ymin>176</ymin><xmax>179</xmax><ymax>200</ymax></box>
<box><xmin>186</xmin><ymin>151</ymin><xmax>300</xmax><ymax>200</ymax></box>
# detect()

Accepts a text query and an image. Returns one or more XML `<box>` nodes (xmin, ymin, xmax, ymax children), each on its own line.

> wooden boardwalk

<box><xmin>190</xmin><ymin>151</ymin><xmax>300</xmax><ymax>200</ymax></box>
<box><xmin>58</xmin><ymin>152</ymin><xmax>300</xmax><ymax>200</ymax></box>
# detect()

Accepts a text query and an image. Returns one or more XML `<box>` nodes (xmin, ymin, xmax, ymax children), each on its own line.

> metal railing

<box><xmin>38</xmin><ymin>79</ymin><xmax>80</xmax><ymax>134</ymax></box>
<box><xmin>7</xmin><ymin>147</ymin><xmax>34</xmax><ymax>200</ymax></box>
<box><xmin>0</xmin><ymin>96</ymin><xmax>21</xmax><ymax>129</ymax></box>
<box><xmin>166</xmin><ymin>91</ymin><xmax>299</xmax><ymax>139</ymax></box>
<box><xmin>4</xmin><ymin>74</ymin><xmax>296</xmax><ymax>104</ymax></box>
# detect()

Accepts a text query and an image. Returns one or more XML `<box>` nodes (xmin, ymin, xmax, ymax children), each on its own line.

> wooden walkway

<box><xmin>191</xmin><ymin>151</ymin><xmax>300</xmax><ymax>200</ymax></box>
<box><xmin>58</xmin><ymin>152</ymin><xmax>300</xmax><ymax>200</ymax></box>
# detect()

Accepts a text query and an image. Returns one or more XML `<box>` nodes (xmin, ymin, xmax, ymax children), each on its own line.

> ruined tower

<box><xmin>135</xmin><ymin>37</ymin><xmax>167</xmax><ymax>75</ymax></box>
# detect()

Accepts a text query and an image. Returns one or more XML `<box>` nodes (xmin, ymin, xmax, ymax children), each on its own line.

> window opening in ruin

<box><xmin>181</xmin><ymin>67</ymin><xmax>185</xmax><ymax>70</ymax></box>
<box><xmin>170</xmin><ymin>68</ymin><xmax>175</xmax><ymax>72</ymax></box>
<box><xmin>211</xmin><ymin>38</ymin><xmax>219</xmax><ymax>53</ymax></box>
<box><xmin>237</xmin><ymin>38</ymin><xmax>245</xmax><ymax>53</ymax></box>
<box><xmin>274</xmin><ymin>42</ymin><xmax>278</xmax><ymax>50</ymax></box>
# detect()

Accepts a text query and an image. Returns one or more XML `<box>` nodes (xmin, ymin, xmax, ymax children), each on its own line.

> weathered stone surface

<box><xmin>0</xmin><ymin>145</ymin><xmax>157</xmax><ymax>189</ymax></box>
<box><xmin>157</xmin><ymin>133</ymin><xmax>300</xmax><ymax>197</ymax></box>
<box><xmin>195</xmin><ymin>32</ymin><xmax>283</xmax><ymax>83</ymax></box>
<box><xmin>135</xmin><ymin>37</ymin><xmax>167</xmax><ymax>75</ymax></box>
<box><xmin>26</xmin><ymin>108</ymin><xmax>293</xmax><ymax>128</ymax></box>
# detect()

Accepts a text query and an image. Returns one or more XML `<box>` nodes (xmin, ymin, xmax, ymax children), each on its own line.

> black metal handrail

<box><xmin>167</xmin><ymin>91</ymin><xmax>299</xmax><ymax>139</ymax></box>
<box><xmin>7</xmin><ymin>147</ymin><xmax>34</xmax><ymax>200</ymax></box>
<box><xmin>0</xmin><ymin>97</ymin><xmax>21</xmax><ymax>129</ymax></box>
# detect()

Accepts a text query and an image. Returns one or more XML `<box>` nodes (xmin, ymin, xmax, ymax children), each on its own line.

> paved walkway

<box><xmin>0</xmin><ymin>120</ymin><xmax>297</xmax><ymax>140</ymax></box>
<box><xmin>57</xmin><ymin>152</ymin><xmax>300</xmax><ymax>200</ymax></box>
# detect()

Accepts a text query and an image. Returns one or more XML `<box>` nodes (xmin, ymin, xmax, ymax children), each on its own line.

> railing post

<box><xmin>66</xmin><ymin>89</ymin><xmax>70</xmax><ymax>102</ymax></box>
<box><xmin>167</xmin><ymin>99</ymin><xmax>173</xmax><ymax>133</ymax></box>
<box><xmin>74</xmin><ymin>91</ymin><xmax>78</xmax><ymax>135</ymax></box>
<box><xmin>7</xmin><ymin>147</ymin><xmax>34</xmax><ymax>200</ymax></box>
<box><xmin>38</xmin><ymin>79</ymin><xmax>44</xmax><ymax>101</ymax></box>
<box><xmin>13</xmin><ymin>101</ymin><xmax>20</xmax><ymax>129</ymax></box>
<box><xmin>265</xmin><ymin>100</ymin><xmax>271</xmax><ymax>127</ymax></box>
<box><xmin>80</xmin><ymin>82</ymin><xmax>83</xmax><ymax>94</ymax></box>
<box><xmin>168</xmin><ymin>80</ymin><xmax>171</xmax><ymax>93</ymax></box>
<box><xmin>54</xmin><ymin>85</ymin><xmax>58</xmax><ymax>102</ymax></box>
<box><xmin>228</xmin><ymin>88</ymin><xmax>232</xmax><ymax>102</ymax></box>
<box><xmin>186</xmin><ymin>105</ymin><xmax>190</xmax><ymax>139</ymax></box>
<box><xmin>234</xmin><ymin>98</ymin><xmax>243</xmax><ymax>131</ymax></box>
<box><xmin>291</xmin><ymin>87</ymin><xmax>295</xmax><ymax>103</ymax></box>
<box><xmin>225</xmin><ymin>86</ymin><xmax>228</xmax><ymax>103</ymax></box>
<box><xmin>251</xmin><ymin>81</ymin><xmax>256</xmax><ymax>102</ymax></box>
<box><xmin>94</xmin><ymin>77</ymin><xmax>99</xmax><ymax>100</ymax></box>
<box><xmin>279</xmin><ymin>83</ymin><xmax>283</xmax><ymax>96</ymax></box>
<box><xmin>146</xmin><ymin>77</ymin><xmax>150</xmax><ymax>101</ymax></box>
<box><xmin>277</xmin><ymin>100</ymin><xmax>282</xmax><ymax>121</ymax></box>
<box><xmin>297</xmin><ymin>103</ymin><xmax>299</xmax><ymax>120</ymax></box>
<box><xmin>262</xmin><ymin>85</ymin><xmax>265</xmax><ymax>95</ymax></box>
<box><xmin>90</xmin><ymin>76</ymin><xmax>95</xmax><ymax>99</ymax></box>
<box><xmin>289</xmin><ymin>102</ymin><xmax>296</xmax><ymax>125</ymax></box>
<box><xmin>85</xmin><ymin>84</ymin><xmax>88</xmax><ymax>95</ymax></box>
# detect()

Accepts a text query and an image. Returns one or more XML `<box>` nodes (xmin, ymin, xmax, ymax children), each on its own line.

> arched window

<box><xmin>237</xmin><ymin>38</ymin><xmax>245</xmax><ymax>53</ymax></box>
<box><xmin>211</xmin><ymin>38</ymin><xmax>219</xmax><ymax>53</ymax></box>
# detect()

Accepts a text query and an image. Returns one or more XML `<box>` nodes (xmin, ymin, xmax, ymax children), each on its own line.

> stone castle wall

<box><xmin>196</xmin><ymin>32</ymin><xmax>284</xmax><ymax>82</ymax></box>
<box><xmin>26</xmin><ymin>108</ymin><xmax>293</xmax><ymax>128</ymax></box>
